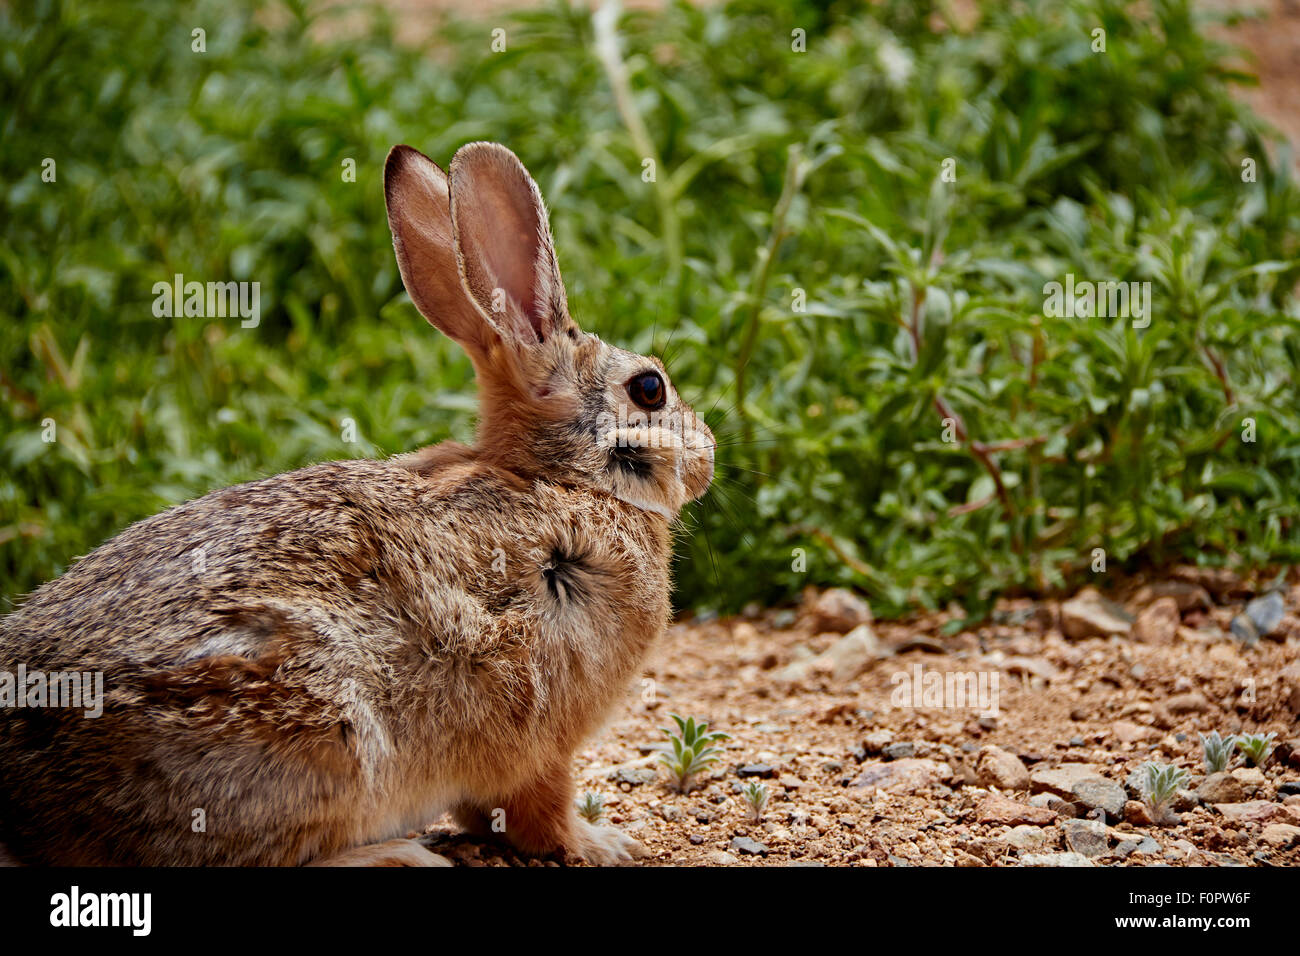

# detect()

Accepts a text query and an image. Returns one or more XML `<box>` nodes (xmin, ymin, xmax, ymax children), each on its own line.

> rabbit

<box><xmin>0</xmin><ymin>141</ymin><xmax>714</xmax><ymax>866</ymax></box>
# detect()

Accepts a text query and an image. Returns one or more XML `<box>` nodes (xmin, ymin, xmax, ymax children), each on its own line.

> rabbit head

<box><xmin>384</xmin><ymin>142</ymin><xmax>714</xmax><ymax>520</ymax></box>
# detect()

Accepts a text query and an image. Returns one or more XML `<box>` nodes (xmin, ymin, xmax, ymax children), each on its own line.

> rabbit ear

<box><xmin>384</xmin><ymin>145</ymin><xmax>501</xmax><ymax>358</ymax></box>
<box><xmin>448</xmin><ymin>142</ymin><xmax>572</xmax><ymax>346</ymax></box>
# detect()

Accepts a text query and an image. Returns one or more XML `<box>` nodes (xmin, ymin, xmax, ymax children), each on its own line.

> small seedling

<box><xmin>1199</xmin><ymin>731</ymin><xmax>1236</xmax><ymax>774</ymax></box>
<box><xmin>576</xmin><ymin>791</ymin><xmax>605</xmax><ymax>824</ymax></box>
<box><xmin>1137</xmin><ymin>761</ymin><xmax>1190</xmax><ymax>825</ymax></box>
<box><xmin>658</xmin><ymin>713</ymin><xmax>730</xmax><ymax>792</ymax></box>
<box><xmin>740</xmin><ymin>781</ymin><xmax>770</xmax><ymax>823</ymax></box>
<box><xmin>1235</xmin><ymin>732</ymin><xmax>1277</xmax><ymax>767</ymax></box>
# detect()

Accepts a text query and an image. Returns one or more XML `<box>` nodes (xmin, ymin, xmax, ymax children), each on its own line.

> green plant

<box><xmin>1137</xmin><ymin>762</ymin><xmax>1191</xmax><ymax>825</ymax></box>
<box><xmin>740</xmin><ymin>781</ymin><xmax>770</xmax><ymax>823</ymax></box>
<box><xmin>3</xmin><ymin>0</ymin><xmax>1298</xmax><ymax>617</ymax></box>
<box><xmin>1199</xmin><ymin>731</ymin><xmax>1236</xmax><ymax>774</ymax></box>
<box><xmin>658</xmin><ymin>714</ymin><xmax>730</xmax><ymax>793</ymax></box>
<box><xmin>1234</xmin><ymin>732</ymin><xmax>1277</xmax><ymax>767</ymax></box>
<box><xmin>576</xmin><ymin>791</ymin><xmax>605</xmax><ymax>825</ymax></box>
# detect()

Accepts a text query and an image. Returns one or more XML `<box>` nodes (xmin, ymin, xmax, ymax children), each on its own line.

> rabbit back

<box><xmin>0</xmin><ymin>452</ymin><xmax>669</xmax><ymax>864</ymax></box>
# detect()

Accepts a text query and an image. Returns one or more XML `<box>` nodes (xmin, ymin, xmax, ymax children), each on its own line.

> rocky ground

<box><xmin>423</xmin><ymin>567</ymin><xmax>1300</xmax><ymax>866</ymax></box>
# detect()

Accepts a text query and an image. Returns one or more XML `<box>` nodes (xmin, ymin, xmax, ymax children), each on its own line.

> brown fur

<box><xmin>0</xmin><ymin>142</ymin><xmax>712</xmax><ymax>866</ymax></box>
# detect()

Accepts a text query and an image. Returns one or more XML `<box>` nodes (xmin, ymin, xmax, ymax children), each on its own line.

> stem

<box><xmin>592</xmin><ymin>1</ymin><xmax>682</xmax><ymax>288</ymax></box>
<box><xmin>736</xmin><ymin>144</ymin><xmax>805</xmax><ymax>445</ymax></box>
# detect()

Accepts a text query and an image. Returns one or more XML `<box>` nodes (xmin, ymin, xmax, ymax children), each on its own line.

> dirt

<box><xmin>418</xmin><ymin>570</ymin><xmax>1300</xmax><ymax>866</ymax></box>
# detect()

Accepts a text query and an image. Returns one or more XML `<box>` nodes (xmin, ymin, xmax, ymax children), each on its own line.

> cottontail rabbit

<box><xmin>0</xmin><ymin>142</ymin><xmax>714</xmax><ymax>866</ymax></box>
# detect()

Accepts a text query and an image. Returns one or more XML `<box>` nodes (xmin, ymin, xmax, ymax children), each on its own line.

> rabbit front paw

<box><xmin>569</xmin><ymin>820</ymin><xmax>648</xmax><ymax>865</ymax></box>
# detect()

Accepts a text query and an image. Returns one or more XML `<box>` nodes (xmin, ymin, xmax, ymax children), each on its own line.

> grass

<box><xmin>2</xmin><ymin>0</ymin><xmax>1298</xmax><ymax>618</ymax></box>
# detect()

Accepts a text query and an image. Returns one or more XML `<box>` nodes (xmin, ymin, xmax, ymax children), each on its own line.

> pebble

<box><xmin>1197</xmin><ymin>772</ymin><xmax>1247</xmax><ymax>804</ymax></box>
<box><xmin>1059</xmin><ymin>818</ymin><xmax>1109</xmax><ymax>858</ymax></box>
<box><xmin>1124</xmin><ymin>800</ymin><xmax>1156</xmax><ymax>826</ymax></box>
<box><xmin>1229</xmin><ymin>767</ymin><xmax>1267</xmax><ymax>796</ymax></box>
<box><xmin>1213</xmin><ymin>801</ymin><xmax>1285</xmax><ymax>824</ymax></box>
<box><xmin>852</xmin><ymin>758</ymin><xmax>944</xmax><ymax>794</ymax></box>
<box><xmin>1132</xmin><ymin>580</ymin><xmax>1212</xmax><ymax>612</ymax></box>
<box><xmin>1070</xmin><ymin>778</ymin><xmax>1127</xmax><ymax>820</ymax></box>
<box><xmin>1060</xmin><ymin>589</ymin><xmax>1132</xmax><ymax>640</ymax></box>
<box><xmin>803</xmin><ymin>588</ymin><xmax>872</xmax><ymax>634</ymax></box>
<box><xmin>1019</xmin><ymin>852</ymin><xmax>1096</xmax><ymax>867</ymax></box>
<box><xmin>1112</xmin><ymin>720</ymin><xmax>1159</xmax><ymax>744</ymax></box>
<box><xmin>976</xmin><ymin>793</ymin><xmax>1057</xmax><ymax>826</ymax></box>
<box><xmin>821</xmin><ymin>624</ymin><xmax>882</xmax><ymax>680</ymax></box>
<box><xmin>1245</xmin><ymin>591</ymin><xmax>1286</xmax><ymax>637</ymax></box>
<box><xmin>1261</xmin><ymin>823</ymin><xmax>1300</xmax><ymax>847</ymax></box>
<box><xmin>729</xmin><ymin>836</ymin><xmax>769</xmax><ymax>856</ymax></box>
<box><xmin>1116</xmin><ymin>836</ymin><xmax>1161</xmax><ymax>857</ymax></box>
<box><xmin>862</xmin><ymin>730</ymin><xmax>893</xmax><ymax>754</ymax></box>
<box><xmin>708</xmin><ymin>850</ymin><xmax>739</xmax><ymax>864</ymax></box>
<box><xmin>1132</xmin><ymin>597</ymin><xmax>1180</xmax><ymax>643</ymax></box>
<box><xmin>883</xmin><ymin>742</ymin><xmax>916</xmax><ymax>761</ymax></box>
<box><xmin>1030</xmin><ymin>764</ymin><xmax>1105</xmax><ymax>798</ymax></box>
<box><xmin>737</xmin><ymin>763</ymin><xmax>775</xmax><ymax>778</ymax></box>
<box><xmin>1004</xmin><ymin>825</ymin><xmax>1053</xmax><ymax>851</ymax></box>
<box><xmin>976</xmin><ymin>746</ymin><xmax>1032</xmax><ymax>791</ymax></box>
<box><xmin>1164</xmin><ymin>692</ymin><xmax>1209</xmax><ymax>714</ymax></box>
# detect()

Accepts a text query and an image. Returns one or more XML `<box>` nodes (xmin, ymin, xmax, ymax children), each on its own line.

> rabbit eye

<box><xmin>627</xmin><ymin>371</ymin><xmax>666</xmax><ymax>411</ymax></box>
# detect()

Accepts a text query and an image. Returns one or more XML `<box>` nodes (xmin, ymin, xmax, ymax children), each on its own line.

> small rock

<box><xmin>1070</xmin><ymin>778</ymin><xmax>1127</xmax><ymax>821</ymax></box>
<box><xmin>737</xmin><ymin>763</ymin><xmax>776</xmax><ymax>779</ymax></box>
<box><xmin>1245</xmin><ymin>591</ymin><xmax>1286</xmax><ymax>638</ymax></box>
<box><xmin>1132</xmin><ymin>836</ymin><xmax>1162</xmax><ymax>856</ymax></box>
<box><xmin>1059</xmin><ymin>818</ymin><xmax>1109</xmax><ymax>858</ymax></box>
<box><xmin>803</xmin><ymin>587</ymin><xmax>872</xmax><ymax>634</ymax></box>
<box><xmin>1197</xmin><ymin>772</ymin><xmax>1247</xmax><ymax>804</ymax></box>
<box><xmin>862</xmin><ymin>730</ymin><xmax>893</xmax><ymax>755</ymax></box>
<box><xmin>1050</xmin><ymin>797</ymin><xmax>1079</xmax><ymax>818</ymax></box>
<box><xmin>1133</xmin><ymin>597</ymin><xmax>1181</xmax><ymax>644</ymax></box>
<box><xmin>610</xmin><ymin>766</ymin><xmax>658</xmax><ymax>786</ymax></box>
<box><xmin>1116</xmin><ymin>836</ymin><xmax>1161</xmax><ymax>857</ymax></box>
<box><xmin>1003</xmin><ymin>656</ymin><xmax>1060</xmax><ymax>682</ymax></box>
<box><xmin>977</xmin><ymin>746</ymin><xmax>1032</xmax><ymax>791</ymax></box>
<box><xmin>1278</xmin><ymin>781</ymin><xmax>1300</xmax><ymax>798</ymax></box>
<box><xmin>882</xmin><ymin>742</ymin><xmax>916</xmax><ymax>761</ymax></box>
<box><xmin>1019</xmin><ymin>852</ymin><xmax>1095</xmax><ymax>868</ymax></box>
<box><xmin>1261</xmin><ymin>823</ymin><xmax>1300</xmax><ymax>847</ymax></box>
<box><xmin>729</xmin><ymin>836</ymin><xmax>769</xmax><ymax>856</ymax></box>
<box><xmin>1124</xmin><ymin>800</ymin><xmax>1156</xmax><ymax>826</ymax></box>
<box><xmin>1031</xmin><ymin>764</ymin><xmax>1106</xmax><ymax>798</ymax></box>
<box><xmin>1213</xmin><ymin>801</ymin><xmax>1285</xmax><ymax>824</ymax></box>
<box><xmin>1060</xmin><ymin>589</ymin><xmax>1132</xmax><ymax>640</ymax></box>
<box><xmin>1169</xmin><ymin>565</ymin><xmax>1241</xmax><ymax>601</ymax></box>
<box><xmin>1229</xmin><ymin>614</ymin><xmax>1260</xmax><ymax>645</ymax></box>
<box><xmin>1132</xmin><ymin>581</ymin><xmax>1213</xmax><ymax>613</ymax></box>
<box><xmin>852</xmin><ymin>758</ymin><xmax>943</xmax><ymax>794</ymax></box>
<box><xmin>1112</xmin><ymin>720</ymin><xmax>1159</xmax><ymax>744</ymax></box>
<box><xmin>976</xmin><ymin>793</ymin><xmax>1057</xmax><ymax>826</ymax></box>
<box><xmin>708</xmin><ymin>850</ymin><xmax>739</xmax><ymax>864</ymax></box>
<box><xmin>821</xmin><ymin>624</ymin><xmax>882</xmax><ymax>680</ymax></box>
<box><xmin>1164</xmin><ymin>692</ymin><xmax>1209</xmax><ymax>715</ymax></box>
<box><xmin>1004</xmin><ymin>825</ymin><xmax>1053</xmax><ymax>851</ymax></box>
<box><xmin>1230</xmin><ymin>767</ymin><xmax>1267</xmax><ymax>796</ymax></box>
